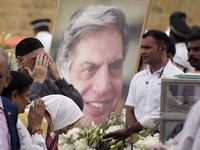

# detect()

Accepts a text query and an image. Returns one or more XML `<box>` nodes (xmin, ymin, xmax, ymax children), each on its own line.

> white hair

<box><xmin>56</xmin><ymin>5</ymin><xmax>129</xmax><ymax>79</ymax></box>
<box><xmin>0</xmin><ymin>49</ymin><xmax>11</xmax><ymax>75</ymax></box>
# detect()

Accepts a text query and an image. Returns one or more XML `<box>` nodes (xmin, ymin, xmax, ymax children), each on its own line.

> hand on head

<box><xmin>24</xmin><ymin>53</ymin><xmax>61</xmax><ymax>83</ymax></box>
<box><xmin>25</xmin><ymin>54</ymin><xmax>48</xmax><ymax>83</ymax></box>
<box><xmin>28</xmin><ymin>99</ymin><xmax>46</xmax><ymax>133</ymax></box>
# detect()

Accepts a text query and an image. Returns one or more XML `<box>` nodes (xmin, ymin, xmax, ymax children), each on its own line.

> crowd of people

<box><xmin>1</xmin><ymin>4</ymin><xmax>200</xmax><ymax>150</ymax></box>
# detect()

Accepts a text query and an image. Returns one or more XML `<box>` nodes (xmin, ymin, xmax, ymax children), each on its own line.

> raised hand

<box><xmin>25</xmin><ymin>54</ymin><xmax>48</xmax><ymax>83</ymax></box>
<box><xmin>47</xmin><ymin>54</ymin><xmax>61</xmax><ymax>82</ymax></box>
<box><xmin>28</xmin><ymin>99</ymin><xmax>46</xmax><ymax>134</ymax></box>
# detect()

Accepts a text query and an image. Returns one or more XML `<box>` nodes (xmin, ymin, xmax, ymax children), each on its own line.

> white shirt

<box><xmin>165</xmin><ymin>27</ymin><xmax>170</xmax><ymax>36</ymax></box>
<box><xmin>173</xmin><ymin>42</ymin><xmax>194</xmax><ymax>73</ymax></box>
<box><xmin>17</xmin><ymin>119</ymin><xmax>47</xmax><ymax>150</ymax></box>
<box><xmin>35</xmin><ymin>31</ymin><xmax>52</xmax><ymax>53</ymax></box>
<box><xmin>177</xmin><ymin>100</ymin><xmax>200</xmax><ymax>150</ymax></box>
<box><xmin>125</xmin><ymin>60</ymin><xmax>183</xmax><ymax>122</ymax></box>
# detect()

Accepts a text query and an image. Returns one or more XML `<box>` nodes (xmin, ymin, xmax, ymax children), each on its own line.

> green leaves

<box><xmin>0</xmin><ymin>31</ymin><xmax>19</xmax><ymax>70</ymax></box>
<box><xmin>1</xmin><ymin>31</ymin><xmax>6</xmax><ymax>42</ymax></box>
<box><xmin>58</xmin><ymin>109</ymin><xmax>157</xmax><ymax>150</ymax></box>
<box><xmin>1</xmin><ymin>31</ymin><xmax>11</xmax><ymax>44</ymax></box>
<box><xmin>4</xmin><ymin>33</ymin><xmax>11</xmax><ymax>43</ymax></box>
<box><xmin>79</xmin><ymin>124</ymin><xmax>109</xmax><ymax>149</ymax></box>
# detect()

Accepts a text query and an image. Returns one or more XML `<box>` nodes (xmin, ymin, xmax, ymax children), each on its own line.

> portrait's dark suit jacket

<box><xmin>1</xmin><ymin>96</ymin><xmax>20</xmax><ymax>150</ymax></box>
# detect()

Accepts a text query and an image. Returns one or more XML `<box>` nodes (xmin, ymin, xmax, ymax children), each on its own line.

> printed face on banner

<box><xmin>68</xmin><ymin>28</ymin><xmax>124</xmax><ymax>127</ymax></box>
<box><xmin>51</xmin><ymin>0</ymin><xmax>148</xmax><ymax>128</ymax></box>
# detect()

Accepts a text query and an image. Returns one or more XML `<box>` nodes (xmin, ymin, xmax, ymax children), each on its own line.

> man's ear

<box><xmin>17</xmin><ymin>56</ymin><xmax>23</xmax><ymax>67</ymax></box>
<box><xmin>160</xmin><ymin>44</ymin><xmax>166</xmax><ymax>53</ymax></box>
<box><xmin>4</xmin><ymin>75</ymin><xmax>12</xmax><ymax>88</ymax></box>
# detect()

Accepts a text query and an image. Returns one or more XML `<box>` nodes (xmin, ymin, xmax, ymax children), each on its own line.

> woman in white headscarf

<box><xmin>2</xmin><ymin>71</ymin><xmax>83</xmax><ymax>150</ymax></box>
<box><xmin>42</xmin><ymin>94</ymin><xmax>84</xmax><ymax>136</ymax></box>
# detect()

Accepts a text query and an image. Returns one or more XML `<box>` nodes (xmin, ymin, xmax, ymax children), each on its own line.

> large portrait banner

<box><xmin>50</xmin><ymin>0</ymin><xmax>149</xmax><ymax>128</ymax></box>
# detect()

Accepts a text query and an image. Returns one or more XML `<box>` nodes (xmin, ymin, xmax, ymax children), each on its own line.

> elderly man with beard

<box><xmin>0</xmin><ymin>49</ymin><xmax>20</xmax><ymax>150</ymax></box>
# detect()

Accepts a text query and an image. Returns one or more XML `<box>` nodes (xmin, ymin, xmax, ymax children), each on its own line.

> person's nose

<box><xmin>27</xmin><ymin>98</ymin><xmax>31</xmax><ymax>105</ymax></box>
<box><xmin>63</xmin><ymin>129</ymin><xmax>68</xmax><ymax>134</ymax></box>
<box><xmin>92</xmin><ymin>67</ymin><xmax>111</xmax><ymax>95</ymax></box>
<box><xmin>141</xmin><ymin>48</ymin><xmax>146</xmax><ymax>55</ymax></box>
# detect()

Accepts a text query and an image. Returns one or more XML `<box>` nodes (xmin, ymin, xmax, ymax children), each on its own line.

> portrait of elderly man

<box><xmin>56</xmin><ymin>5</ymin><xmax>130</xmax><ymax>128</ymax></box>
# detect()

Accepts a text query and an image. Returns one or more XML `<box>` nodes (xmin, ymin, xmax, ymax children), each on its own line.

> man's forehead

<box><xmin>25</xmin><ymin>48</ymin><xmax>46</xmax><ymax>57</ymax></box>
<box><xmin>141</xmin><ymin>38</ymin><xmax>156</xmax><ymax>46</ymax></box>
<box><xmin>188</xmin><ymin>39</ymin><xmax>200</xmax><ymax>46</ymax></box>
<box><xmin>142</xmin><ymin>36</ymin><xmax>156</xmax><ymax>42</ymax></box>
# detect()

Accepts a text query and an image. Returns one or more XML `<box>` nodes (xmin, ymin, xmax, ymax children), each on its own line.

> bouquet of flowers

<box><xmin>58</xmin><ymin>109</ymin><xmax>131</xmax><ymax>150</ymax></box>
<box><xmin>58</xmin><ymin>109</ymin><xmax>176</xmax><ymax>150</ymax></box>
<box><xmin>134</xmin><ymin>133</ymin><xmax>177</xmax><ymax>150</ymax></box>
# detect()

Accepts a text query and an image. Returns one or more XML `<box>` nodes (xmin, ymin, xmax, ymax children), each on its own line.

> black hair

<box><xmin>142</xmin><ymin>30</ymin><xmax>170</xmax><ymax>50</ymax></box>
<box><xmin>1</xmin><ymin>71</ymin><xmax>33</xmax><ymax>98</ymax></box>
<box><xmin>190</xmin><ymin>26</ymin><xmax>200</xmax><ymax>34</ymax></box>
<box><xmin>15</xmin><ymin>37</ymin><xmax>44</xmax><ymax>58</ymax></box>
<box><xmin>168</xmin><ymin>37</ymin><xmax>176</xmax><ymax>56</ymax></box>
<box><xmin>186</xmin><ymin>31</ymin><xmax>200</xmax><ymax>46</ymax></box>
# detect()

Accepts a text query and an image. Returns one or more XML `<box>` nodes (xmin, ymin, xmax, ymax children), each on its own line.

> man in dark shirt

<box><xmin>15</xmin><ymin>38</ymin><xmax>84</xmax><ymax>150</ymax></box>
<box><xmin>15</xmin><ymin>37</ymin><xmax>83</xmax><ymax>110</ymax></box>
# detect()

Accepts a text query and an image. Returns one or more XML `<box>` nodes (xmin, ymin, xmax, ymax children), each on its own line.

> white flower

<box><xmin>106</xmin><ymin>125</ymin><xmax>123</xmax><ymax>134</ymax></box>
<box><xmin>74</xmin><ymin>139</ymin><xmax>89</xmax><ymax>149</ymax></box>
<box><xmin>134</xmin><ymin>133</ymin><xmax>176</xmax><ymax>150</ymax></box>
<box><xmin>58</xmin><ymin>109</ymin><xmax>176</xmax><ymax>150</ymax></box>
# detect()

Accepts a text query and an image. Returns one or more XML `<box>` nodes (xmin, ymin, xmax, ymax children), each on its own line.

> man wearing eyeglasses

<box><xmin>0</xmin><ymin>49</ymin><xmax>20</xmax><ymax>150</ymax></box>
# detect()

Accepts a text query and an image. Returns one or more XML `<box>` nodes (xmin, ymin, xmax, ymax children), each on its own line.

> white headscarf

<box><xmin>42</xmin><ymin>94</ymin><xmax>84</xmax><ymax>131</ymax></box>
